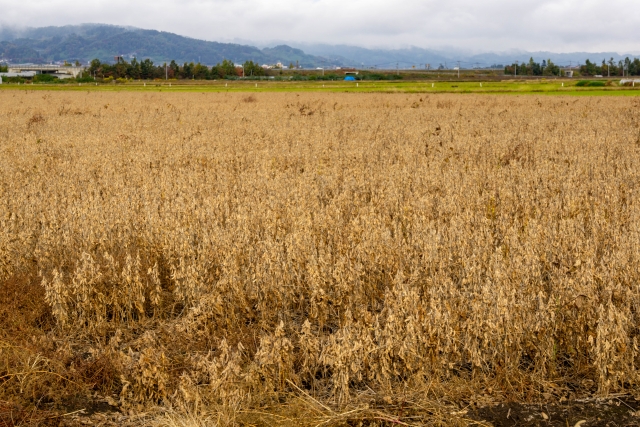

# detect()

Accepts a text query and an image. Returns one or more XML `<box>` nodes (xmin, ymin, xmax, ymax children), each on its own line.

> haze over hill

<box><xmin>285</xmin><ymin>43</ymin><xmax>638</xmax><ymax>69</ymax></box>
<box><xmin>0</xmin><ymin>24</ymin><xmax>334</xmax><ymax>67</ymax></box>
<box><xmin>0</xmin><ymin>24</ymin><xmax>637</xmax><ymax>69</ymax></box>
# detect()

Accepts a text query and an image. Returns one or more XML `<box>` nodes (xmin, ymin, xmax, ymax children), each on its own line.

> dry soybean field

<box><xmin>2</xmin><ymin>91</ymin><xmax>640</xmax><ymax>426</ymax></box>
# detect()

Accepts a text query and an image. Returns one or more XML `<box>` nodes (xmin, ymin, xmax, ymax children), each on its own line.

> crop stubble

<box><xmin>1</xmin><ymin>91</ymin><xmax>640</xmax><ymax>424</ymax></box>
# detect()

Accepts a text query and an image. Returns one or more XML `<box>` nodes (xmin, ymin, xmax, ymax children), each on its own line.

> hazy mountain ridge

<box><xmin>291</xmin><ymin>43</ymin><xmax>639</xmax><ymax>68</ymax></box>
<box><xmin>0</xmin><ymin>24</ymin><xmax>334</xmax><ymax>67</ymax></box>
<box><xmin>0</xmin><ymin>24</ymin><xmax>637</xmax><ymax>68</ymax></box>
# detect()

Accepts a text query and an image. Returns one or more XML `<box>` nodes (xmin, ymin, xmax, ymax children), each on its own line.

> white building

<box><xmin>7</xmin><ymin>64</ymin><xmax>85</xmax><ymax>79</ymax></box>
<box><xmin>0</xmin><ymin>71</ymin><xmax>37</xmax><ymax>78</ymax></box>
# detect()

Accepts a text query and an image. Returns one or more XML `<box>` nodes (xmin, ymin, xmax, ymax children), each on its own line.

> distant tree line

<box><xmin>86</xmin><ymin>58</ymin><xmax>266</xmax><ymax>80</ymax></box>
<box><xmin>0</xmin><ymin>64</ymin><xmax>8</xmax><ymax>73</ymax></box>
<box><xmin>504</xmin><ymin>58</ymin><xmax>562</xmax><ymax>76</ymax></box>
<box><xmin>580</xmin><ymin>57</ymin><xmax>640</xmax><ymax>76</ymax></box>
<box><xmin>504</xmin><ymin>57</ymin><xmax>640</xmax><ymax>77</ymax></box>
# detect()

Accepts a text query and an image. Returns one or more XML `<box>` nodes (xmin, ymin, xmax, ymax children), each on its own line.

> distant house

<box><xmin>7</xmin><ymin>64</ymin><xmax>84</xmax><ymax>78</ymax></box>
<box><xmin>0</xmin><ymin>71</ymin><xmax>37</xmax><ymax>78</ymax></box>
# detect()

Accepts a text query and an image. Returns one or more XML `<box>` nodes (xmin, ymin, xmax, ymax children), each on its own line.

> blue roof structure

<box><xmin>344</xmin><ymin>76</ymin><xmax>356</xmax><ymax>81</ymax></box>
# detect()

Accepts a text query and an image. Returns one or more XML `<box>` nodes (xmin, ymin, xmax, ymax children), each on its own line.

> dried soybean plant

<box><xmin>1</xmin><ymin>90</ymin><xmax>640</xmax><ymax>424</ymax></box>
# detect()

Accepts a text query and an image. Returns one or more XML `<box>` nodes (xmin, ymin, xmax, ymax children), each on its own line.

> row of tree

<box><xmin>504</xmin><ymin>58</ymin><xmax>562</xmax><ymax>76</ymax></box>
<box><xmin>581</xmin><ymin>57</ymin><xmax>640</xmax><ymax>77</ymax></box>
<box><xmin>504</xmin><ymin>57</ymin><xmax>640</xmax><ymax>77</ymax></box>
<box><xmin>5</xmin><ymin>57</ymin><xmax>640</xmax><ymax>81</ymax></box>
<box><xmin>86</xmin><ymin>58</ymin><xmax>266</xmax><ymax>80</ymax></box>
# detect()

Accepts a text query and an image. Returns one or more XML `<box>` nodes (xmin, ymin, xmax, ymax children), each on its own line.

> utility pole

<box><xmin>165</xmin><ymin>63</ymin><xmax>167</xmax><ymax>80</ymax></box>
<box><xmin>515</xmin><ymin>60</ymin><xmax>518</xmax><ymax>77</ymax></box>
<box><xmin>457</xmin><ymin>61</ymin><xmax>460</xmax><ymax>78</ymax></box>
<box><xmin>397</xmin><ymin>62</ymin><xmax>399</xmax><ymax>76</ymax></box>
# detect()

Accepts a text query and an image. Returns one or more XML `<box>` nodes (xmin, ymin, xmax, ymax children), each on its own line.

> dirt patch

<box><xmin>470</xmin><ymin>397</ymin><xmax>640</xmax><ymax>426</ymax></box>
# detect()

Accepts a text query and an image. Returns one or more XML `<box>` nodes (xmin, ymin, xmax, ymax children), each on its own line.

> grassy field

<box><xmin>1</xmin><ymin>78</ymin><xmax>640</xmax><ymax>95</ymax></box>
<box><xmin>1</xmin><ymin>91</ymin><xmax>640</xmax><ymax>426</ymax></box>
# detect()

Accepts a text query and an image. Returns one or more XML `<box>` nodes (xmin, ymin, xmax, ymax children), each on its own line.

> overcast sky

<box><xmin>0</xmin><ymin>0</ymin><xmax>638</xmax><ymax>53</ymax></box>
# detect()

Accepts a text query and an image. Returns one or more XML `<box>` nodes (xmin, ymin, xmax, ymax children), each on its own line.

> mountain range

<box><xmin>284</xmin><ymin>43</ymin><xmax>639</xmax><ymax>69</ymax></box>
<box><xmin>0</xmin><ymin>24</ymin><xmax>331</xmax><ymax>67</ymax></box>
<box><xmin>0</xmin><ymin>24</ymin><xmax>638</xmax><ymax>69</ymax></box>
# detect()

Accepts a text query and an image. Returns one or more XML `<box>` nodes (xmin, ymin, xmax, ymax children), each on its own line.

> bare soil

<box><xmin>470</xmin><ymin>397</ymin><xmax>640</xmax><ymax>427</ymax></box>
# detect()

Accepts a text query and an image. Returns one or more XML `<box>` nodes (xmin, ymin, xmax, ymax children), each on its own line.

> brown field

<box><xmin>1</xmin><ymin>91</ymin><xmax>640</xmax><ymax>426</ymax></box>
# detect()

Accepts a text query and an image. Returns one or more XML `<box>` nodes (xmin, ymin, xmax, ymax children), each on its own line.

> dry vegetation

<box><xmin>1</xmin><ymin>90</ymin><xmax>640</xmax><ymax>426</ymax></box>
